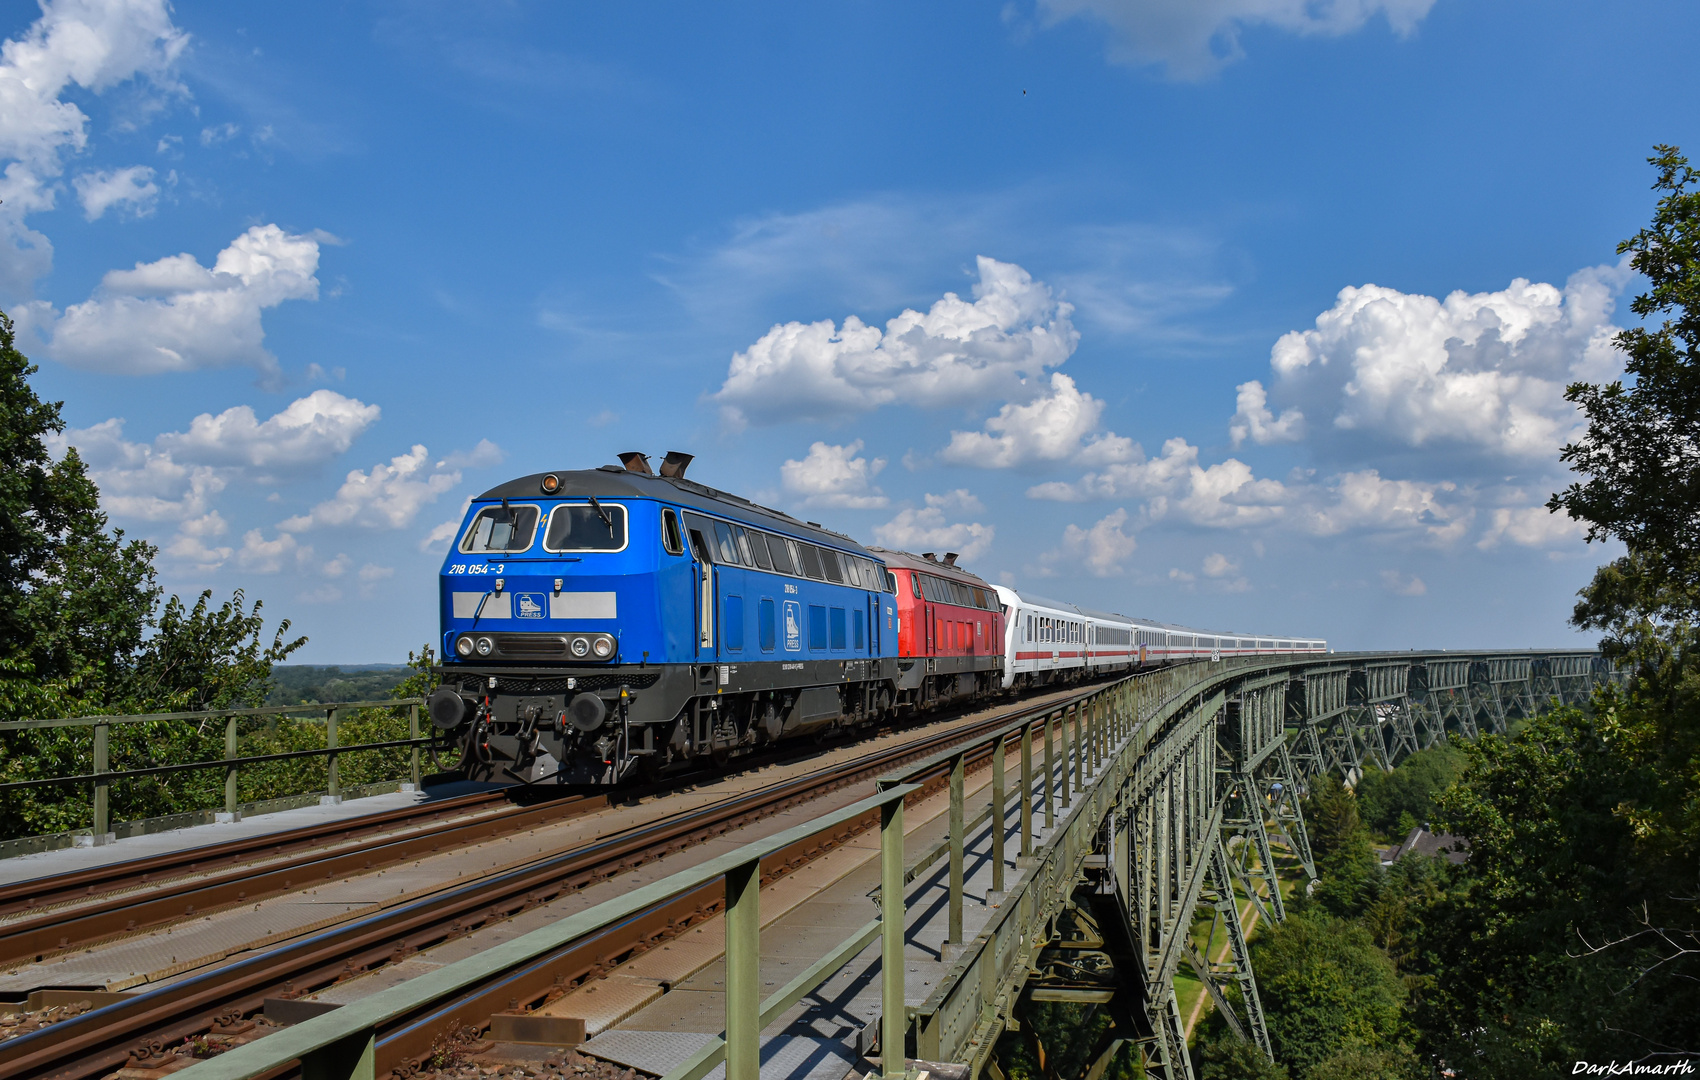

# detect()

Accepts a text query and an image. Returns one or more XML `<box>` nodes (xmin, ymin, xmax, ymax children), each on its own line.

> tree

<box><xmin>1353</xmin><ymin>744</ymin><xmax>1465</xmax><ymax>838</ymax></box>
<box><xmin>1248</xmin><ymin>911</ymin><xmax>1411</xmax><ymax>1078</ymax></box>
<box><xmin>1550</xmin><ymin>145</ymin><xmax>1700</xmax><ymax>645</ymax></box>
<box><xmin>0</xmin><ymin>311</ymin><xmax>308</xmax><ymax>840</ymax></box>
<box><xmin>0</xmin><ymin>311</ymin><xmax>159</xmax><ymax>708</ymax></box>
<box><xmin>1301</xmin><ymin>775</ymin><xmax>1380</xmax><ymax>918</ymax></box>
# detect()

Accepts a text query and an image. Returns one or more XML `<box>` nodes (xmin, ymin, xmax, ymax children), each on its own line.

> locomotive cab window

<box><xmin>661</xmin><ymin>509</ymin><xmax>685</xmax><ymax>555</ymax></box>
<box><xmin>460</xmin><ymin>504</ymin><xmax>540</xmax><ymax>554</ymax></box>
<box><xmin>544</xmin><ymin>503</ymin><xmax>627</xmax><ymax>552</ymax></box>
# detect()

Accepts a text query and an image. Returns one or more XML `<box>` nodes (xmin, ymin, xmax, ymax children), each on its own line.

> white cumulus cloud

<box><xmin>1477</xmin><ymin>504</ymin><xmax>1589</xmax><ymax>550</ymax></box>
<box><xmin>237</xmin><ymin>528</ymin><xmax>307</xmax><ymax>574</ymax></box>
<box><xmin>1300</xmin><ymin>470</ymin><xmax>1466</xmax><ymax>543</ymax></box>
<box><xmin>1032</xmin><ymin>437</ymin><xmax>1289</xmax><ymax>528</ymax></box>
<box><xmin>941</xmin><ymin>372</ymin><xmax>1134</xmax><ymax>468</ymax></box>
<box><xmin>156</xmin><ymin>390</ymin><xmax>380</xmax><ymax>473</ymax></box>
<box><xmin>73</xmin><ymin>164</ymin><xmax>158</xmax><ymax>220</ymax></box>
<box><xmin>40</xmin><ymin>224</ymin><xmax>326</xmax><ymax>380</ymax></box>
<box><xmin>281</xmin><ymin>445</ymin><xmax>461</xmax><ymax>532</ymax></box>
<box><xmin>1228</xmin><ymin>379</ymin><xmax>1303</xmax><ymax>447</ymax></box>
<box><xmin>56</xmin><ymin>391</ymin><xmax>386</xmax><ymax>570</ymax></box>
<box><xmin>780</xmin><ymin>440</ymin><xmax>888</xmax><ymax>508</ymax></box>
<box><xmin>54</xmin><ymin>415</ymin><xmax>225</xmax><ymax>523</ymax></box>
<box><xmin>0</xmin><ymin>0</ymin><xmax>188</xmax><ymax>290</ymax></box>
<box><xmin>872</xmin><ymin>491</ymin><xmax>995</xmax><ymax>563</ymax></box>
<box><xmin>1048</xmin><ymin>508</ymin><xmax>1138</xmax><ymax>577</ymax></box>
<box><xmin>714</xmin><ymin>256</ymin><xmax>1077</xmax><ymax>427</ymax></box>
<box><xmin>1038</xmin><ymin>0</ymin><xmax>1437</xmax><ymax>80</ymax></box>
<box><xmin>1264</xmin><ymin>263</ymin><xmax>1630</xmax><ymax>467</ymax></box>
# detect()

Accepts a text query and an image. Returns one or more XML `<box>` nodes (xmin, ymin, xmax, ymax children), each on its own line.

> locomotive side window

<box><xmin>742</xmin><ymin>528</ymin><xmax>774</xmax><ymax>571</ymax></box>
<box><xmin>766</xmin><ymin>535</ymin><xmax>797</xmax><ymax>575</ymax></box>
<box><xmin>662</xmin><ymin>509</ymin><xmax>684</xmax><ymax>555</ymax></box>
<box><xmin>460</xmin><ymin>504</ymin><xmax>540</xmax><ymax>554</ymax></box>
<box><xmin>821</xmin><ymin>549</ymin><xmax>845</xmax><ymax>584</ymax></box>
<box><xmin>543</xmin><ymin>504</ymin><xmax>627</xmax><ymax>552</ymax></box>
<box><xmin>713</xmin><ymin>522</ymin><xmax>741</xmax><ymax>564</ymax></box>
<box><xmin>799</xmin><ymin>544</ymin><xmax>826</xmax><ymax>580</ymax></box>
<box><xmin>734</xmin><ymin>527</ymin><xmax>758</xmax><ymax>566</ymax></box>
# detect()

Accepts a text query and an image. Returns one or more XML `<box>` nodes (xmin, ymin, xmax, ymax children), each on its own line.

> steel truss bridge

<box><xmin>162</xmin><ymin>649</ymin><xmax>1617</xmax><ymax>1080</ymax></box>
<box><xmin>913</xmin><ymin>649</ymin><xmax>1617</xmax><ymax>1079</ymax></box>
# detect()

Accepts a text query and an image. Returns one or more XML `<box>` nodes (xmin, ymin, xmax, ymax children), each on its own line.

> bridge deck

<box><xmin>570</xmin><ymin>728</ymin><xmax>1092</xmax><ymax>1080</ymax></box>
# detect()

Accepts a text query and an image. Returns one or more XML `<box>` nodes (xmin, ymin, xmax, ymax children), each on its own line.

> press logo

<box><xmin>1573</xmin><ymin>1062</ymin><xmax>1695</xmax><ymax>1075</ymax></box>
<box><xmin>515</xmin><ymin>593</ymin><xmax>546</xmax><ymax>619</ymax></box>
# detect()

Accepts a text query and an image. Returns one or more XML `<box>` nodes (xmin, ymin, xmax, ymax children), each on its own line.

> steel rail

<box><xmin>0</xmin><ymin>793</ymin><xmax>607</xmax><ymax>968</ymax></box>
<box><xmin>0</xmin><ymin>791</ymin><xmax>508</xmax><ymax>919</ymax></box>
<box><xmin>0</xmin><ymin>682</ymin><xmax>1107</xmax><ymax>1080</ymax></box>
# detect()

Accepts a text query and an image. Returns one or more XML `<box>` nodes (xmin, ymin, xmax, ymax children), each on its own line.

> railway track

<box><xmin>0</xmin><ymin>683</ymin><xmax>1097</xmax><ymax>1080</ymax></box>
<box><xmin>0</xmin><ymin>790</ymin><xmax>512</xmax><ymax>920</ymax></box>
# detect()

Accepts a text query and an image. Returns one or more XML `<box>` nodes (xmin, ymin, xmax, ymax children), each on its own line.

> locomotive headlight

<box><xmin>570</xmin><ymin>636</ymin><xmax>590</xmax><ymax>658</ymax></box>
<box><xmin>592</xmin><ymin>636</ymin><xmax>614</xmax><ymax>658</ymax></box>
<box><xmin>475</xmin><ymin>636</ymin><xmax>495</xmax><ymax>656</ymax></box>
<box><xmin>455</xmin><ymin>635</ymin><xmax>475</xmax><ymax>658</ymax></box>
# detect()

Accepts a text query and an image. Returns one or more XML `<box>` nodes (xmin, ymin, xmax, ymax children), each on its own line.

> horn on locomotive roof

<box><xmin>943</xmin><ymin>552</ymin><xmax>959</xmax><ymax>567</ymax></box>
<box><xmin>659</xmin><ymin>451</ymin><xmax>694</xmax><ymax>479</ymax></box>
<box><xmin>618</xmin><ymin>452</ymin><xmax>654</xmax><ymax>475</ymax></box>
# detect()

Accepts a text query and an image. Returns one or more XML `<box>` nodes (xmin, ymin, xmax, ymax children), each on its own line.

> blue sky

<box><xmin>6</xmin><ymin>0</ymin><xmax>1695</xmax><ymax>663</ymax></box>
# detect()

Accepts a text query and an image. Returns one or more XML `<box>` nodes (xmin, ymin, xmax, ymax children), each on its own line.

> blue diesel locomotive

<box><xmin>426</xmin><ymin>452</ymin><xmax>902</xmax><ymax>784</ymax></box>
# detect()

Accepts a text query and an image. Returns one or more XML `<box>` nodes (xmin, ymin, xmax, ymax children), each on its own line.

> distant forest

<box><xmin>264</xmin><ymin>665</ymin><xmax>413</xmax><ymax>706</ymax></box>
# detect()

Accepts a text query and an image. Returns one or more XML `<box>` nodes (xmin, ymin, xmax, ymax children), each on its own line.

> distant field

<box><xmin>265</xmin><ymin>664</ymin><xmax>413</xmax><ymax>706</ymax></box>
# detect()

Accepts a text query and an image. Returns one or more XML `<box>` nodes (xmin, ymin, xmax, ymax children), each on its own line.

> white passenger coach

<box><xmin>992</xmin><ymin>584</ymin><xmax>1326</xmax><ymax>690</ymax></box>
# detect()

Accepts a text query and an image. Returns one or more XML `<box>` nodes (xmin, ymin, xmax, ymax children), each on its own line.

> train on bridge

<box><xmin>425</xmin><ymin>452</ymin><xmax>1326</xmax><ymax>785</ymax></box>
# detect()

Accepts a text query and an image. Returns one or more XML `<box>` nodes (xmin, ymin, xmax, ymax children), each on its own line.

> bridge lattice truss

<box><xmin>916</xmin><ymin>650</ymin><xmax>1620</xmax><ymax>1079</ymax></box>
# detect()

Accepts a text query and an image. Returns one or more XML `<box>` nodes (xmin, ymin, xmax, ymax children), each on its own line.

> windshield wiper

<box><xmin>587</xmin><ymin>495</ymin><xmax>613</xmax><ymax>533</ymax></box>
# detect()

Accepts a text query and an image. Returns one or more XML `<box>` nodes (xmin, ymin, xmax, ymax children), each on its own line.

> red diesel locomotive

<box><xmin>868</xmin><ymin>548</ymin><xmax>1005</xmax><ymax>712</ymax></box>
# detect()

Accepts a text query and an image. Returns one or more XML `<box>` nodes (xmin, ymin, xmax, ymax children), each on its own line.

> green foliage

<box><xmin>1303</xmin><ymin>1040</ymin><xmax>1422</xmax><ymax>1080</ymax></box>
<box><xmin>1193</xmin><ymin>1037</ymin><xmax>1288</xmax><ymax>1080</ymax></box>
<box><xmin>1300</xmin><ymin>775</ymin><xmax>1380</xmax><ymax>919</ymax></box>
<box><xmin>122</xmin><ymin>589</ymin><xmax>307</xmax><ymax>713</ymax></box>
<box><xmin>266</xmin><ymin>664</ymin><xmax>414</xmax><ymax>706</ymax></box>
<box><xmin>993</xmin><ymin>1000</ymin><xmax>1144</xmax><ymax>1080</ymax></box>
<box><xmin>1353</xmin><ymin>744</ymin><xmax>1465</xmax><ymax>839</ymax></box>
<box><xmin>1412</xmin><ymin>695</ymin><xmax>1700</xmax><ymax>1074</ymax></box>
<box><xmin>391</xmin><ymin>644</ymin><xmax>439</xmax><ymax>702</ymax></box>
<box><xmin>1250</xmin><ymin>911</ymin><xmax>1411</xmax><ymax>1078</ymax></box>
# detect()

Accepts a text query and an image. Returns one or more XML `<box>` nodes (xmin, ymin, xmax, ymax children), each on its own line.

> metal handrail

<box><xmin>172</xmin><ymin>782</ymin><xmax>922</xmax><ymax>1080</ymax></box>
<box><xmin>0</xmin><ymin>698</ymin><xmax>425</xmax><ymax>732</ymax></box>
<box><xmin>0</xmin><ymin>698</ymin><xmax>430</xmax><ymax>841</ymax></box>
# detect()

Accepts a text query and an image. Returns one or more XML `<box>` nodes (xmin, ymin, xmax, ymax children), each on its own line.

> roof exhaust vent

<box><xmin>921</xmin><ymin>552</ymin><xmax>936</xmax><ymax>562</ymax></box>
<box><xmin>618</xmin><ymin>452</ymin><xmax>654</xmax><ymax>475</ymax></box>
<box><xmin>659</xmin><ymin>451</ymin><xmax>694</xmax><ymax>479</ymax></box>
<box><xmin>943</xmin><ymin>552</ymin><xmax>959</xmax><ymax>567</ymax></box>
